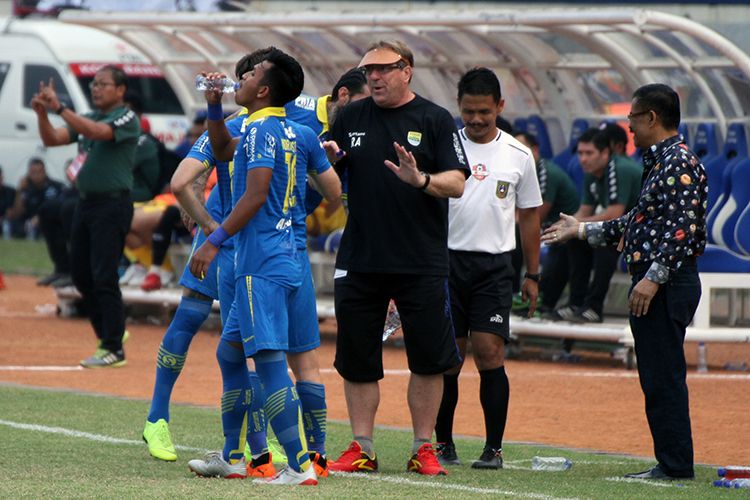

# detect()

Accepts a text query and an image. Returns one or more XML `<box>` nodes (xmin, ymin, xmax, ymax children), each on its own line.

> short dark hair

<box><xmin>235</xmin><ymin>48</ymin><xmax>273</xmax><ymax>79</ymax></box>
<box><xmin>457</xmin><ymin>67</ymin><xmax>501</xmax><ymax>103</ymax></box>
<box><xmin>515</xmin><ymin>131</ymin><xmax>538</xmax><ymax>148</ymax></box>
<box><xmin>577</xmin><ymin>127</ymin><xmax>610</xmax><ymax>152</ymax></box>
<box><xmin>331</xmin><ymin>68</ymin><xmax>367</xmax><ymax>103</ymax></box>
<box><xmin>598</xmin><ymin>122</ymin><xmax>628</xmax><ymax>148</ymax></box>
<box><xmin>261</xmin><ymin>48</ymin><xmax>304</xmax><ymax>107</ymax></box>
<box><xmin>98</xmin><ymin>64</ymin><xmax>127</xmax><ymax>89</ymax></box>
<box><xmin>632</xmin><ymin>83</ymin><xmax>680</xmax><ymax>131</ymax></box>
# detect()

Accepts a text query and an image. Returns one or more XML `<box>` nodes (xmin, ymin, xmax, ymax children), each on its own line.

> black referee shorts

<box><xmin>449</xmin><ymin>250</ymin><xmax>514</xmax><ymax>341</ymax></box>
<box><xmin>333</xmin><ymin>271</ymin><xmax>462</xmax><ymax>382</ymax></box>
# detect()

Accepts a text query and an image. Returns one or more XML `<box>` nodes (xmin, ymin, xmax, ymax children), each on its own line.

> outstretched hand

<box><xmin>384</xmin><ymin>142</ymin><xmax>422</xmax><ymax>187</ymax></box>
<box><xmin>540</xmin><ymin>213</ymin><xmax>580</xmax><ymax>245</ymax></box>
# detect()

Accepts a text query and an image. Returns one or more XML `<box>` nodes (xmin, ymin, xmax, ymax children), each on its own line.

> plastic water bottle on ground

<box><xmin>696</xmin><ymin>342</ymin><xmax>708</xmax><ymax>372</ymax></box>
<box><xmin>713</xmin><ymin>478</ymin><xmax>750</xmax><ymax>488</ymax></box>
<box><xmin>382</xmin><ymin>300</ymin><xmax>401</xmax><ymax>342</ymax></box>
<box><xmin>531</xmin><ymin>456</ymin><xmax>572</xmax><ymax>471</ymax></box>
<box><xmin>195</xmin><ymin>75</ymin><xmax>238</xmax><ymax>93</ymax></box>
<box><xmin>718</xmin><ymin>466</ymin><xmax>750</xmax><ymax>480</ymax></box>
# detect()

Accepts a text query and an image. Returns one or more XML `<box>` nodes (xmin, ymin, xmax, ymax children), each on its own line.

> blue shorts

<box><xmin>222</xmin><ymin>275</ymin><xmax>296</xmax><ymax>357</ymax></box>
<box><xmin>179</xmin><ymin>230</ymin><xmax>235</xmax><ymax>325</ymax></box>
<box><xmin>288</xmin><ymin>252</ymin><xmax>321</xmax><ymax>353</ymax></box>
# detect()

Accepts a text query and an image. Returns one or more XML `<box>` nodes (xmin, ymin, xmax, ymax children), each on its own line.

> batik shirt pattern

<box><xmin>585</xmin><ymin>135</ymin><xmax>707</xmax><ymax>283</ymax></box>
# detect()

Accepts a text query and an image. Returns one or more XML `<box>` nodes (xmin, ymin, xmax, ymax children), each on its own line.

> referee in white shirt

<box><xmin>435</xmin><ymin>68</ymin><xmax>542</xmax><ymax>470</ymax></box>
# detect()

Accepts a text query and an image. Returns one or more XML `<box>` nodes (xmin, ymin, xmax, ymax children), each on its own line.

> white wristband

<box><xmin>578</xmin><ymin>223</ymin><xmax>586</xmax><ymax>240</ymax></box>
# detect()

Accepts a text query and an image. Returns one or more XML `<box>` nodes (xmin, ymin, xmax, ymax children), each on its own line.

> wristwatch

<box><xmin>55</xmin><ymin>103</ymin><xmax>67</xmax><ymax>115</ymax></box>
<box><xmin>524</xmin><ymin>272</ymin><xmax>541</xmax><ymax>283</ymax></box>
<box><xmin>419</xmin><ymin>171</ymin><xmax>431</xmax><ymax>190</ymax></box>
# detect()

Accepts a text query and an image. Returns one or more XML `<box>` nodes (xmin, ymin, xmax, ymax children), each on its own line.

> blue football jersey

<box><xmin>285</xmin><ymin>94</ymin><xmax>329</xmax><ymax>139</ymax></box>
<box><xmin>231</xmin><ymin>107</ymin><xmax>300</xmax><ymax>288</ymax></box>
<box><xmin>287</xmin><ymin>120</ymin><xmax>332</xmax><ymax>251</ymax></box>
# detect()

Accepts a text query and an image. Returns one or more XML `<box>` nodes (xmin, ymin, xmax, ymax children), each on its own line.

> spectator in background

<box><xmin>513</xmin><ymin>132</ymin><xmax>579</xmax><ymax>315</ymax></box>
<box><xmin>599</xmin><ymin>121</ymin><xmax>631</xmax><ymax>157</ymax></box>
<box><xmin>124</xmin><ymin>91</ymin><xmax>162</xmax><ymax>202</ymax></box>
<box><xmin>36</xmin><ymin>159</ymin><xmax>79</xmax><ymax>287</ymax></box>
<box><xmin>9</xmin><ymin>158</ymin><xmax>63</xmax><ymax>239</ymax></box>
<box><xmin>551</xmin><ymin>127</ymin><xmax>642</xmax><ymax>323</ymax></box>
<box><xmin>0</xmin><ymin>167</ymin><xmax>16</xmax><ymax>238</ymax></box>
<box><xmin>173</xmin><ymin>113</ymin><xmax>208</xmax><ymax>159</ymax></box>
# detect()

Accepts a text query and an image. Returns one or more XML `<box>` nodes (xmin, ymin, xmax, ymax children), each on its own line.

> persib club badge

<box><xmin>496</xmin><ymin>180</ymin><xmax>510</xmax><ymax>199</ymax></box>
<box><xmin>407</xmin><ymin>131</ymin><xmax>422</xmax><ymax>146</ymax></box>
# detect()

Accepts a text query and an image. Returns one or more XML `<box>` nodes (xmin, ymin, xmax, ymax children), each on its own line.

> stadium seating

<box><xmin>678</xmin><ymin>122</ymin><xmax>690</xmax><ymax>146</ymax></box>
<box><xmin>705</xmin><ymin>123</ymin><xmax>748</xmax><ymax>239</ymax></box>
<box><xmin>691</xmin><ymin>122</ymin><xmax>720</xmax><ymax>163</ymax></box>
<box><xmin>512</xmin><ymin>117</ymin><xmax>528</xmax><ymax>134</ymax></box>
<box><xmin>552</xmin><ymin>118</ymin><xmax>588</xmax><ymax>170</ymax></box>
<box><xmin>734</xmin><ymin>204</ymin><xmax>750</xmax><ymax>256</ymax></box>
<box><xmin>525</xmin><ymin>115</ymin><xmax>554</xmax><ymax>159</ymax></box>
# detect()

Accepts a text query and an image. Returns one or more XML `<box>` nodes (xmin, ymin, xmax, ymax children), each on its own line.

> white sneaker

<box><xmin>119</xmin><ymin>263</ymin><xmax>147</xmax><ymax>286</ymax></box>
<box><xmin>188</xmin><ymin>452</ymin><xmax>247</xmax><ymax>479</ymax></box>
<box><xmin>252</xmin><ymin>465</ymin><xmax>317</xmax><ymax>486</ymax></box>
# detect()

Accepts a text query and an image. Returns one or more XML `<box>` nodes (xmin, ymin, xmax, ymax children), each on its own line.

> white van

<box><xmin>0</xmin><ymin>16</ymin><xmax>188</xmax><ymax>186</ymax></box>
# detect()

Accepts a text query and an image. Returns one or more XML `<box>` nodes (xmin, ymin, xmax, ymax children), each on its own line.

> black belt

<box><xmin>80</xmin><ymin>189</ymin><xmax>129</xmax><ymax>201</ymax></box>
<box><xmin>628</xmin><ymin>257</ymin><xmax>697</xmax><ymax>275</ymax></box>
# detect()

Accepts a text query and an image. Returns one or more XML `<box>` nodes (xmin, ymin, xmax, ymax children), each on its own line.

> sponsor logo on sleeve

<box><xmin>453</xmin><ymin>132</ymin><xmax>467</xmax><ymax>165</ymax></box>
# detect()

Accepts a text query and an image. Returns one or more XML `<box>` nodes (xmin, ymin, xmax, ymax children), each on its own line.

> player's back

<box><xmin>286</xmin><ymin>119</ymin><xmax>332</xmax><ymax>252</ymax></box>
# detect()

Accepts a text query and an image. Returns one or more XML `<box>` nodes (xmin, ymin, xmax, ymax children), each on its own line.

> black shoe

<box><xmin>624</xmin><ymin>465</ymin><xmax>694</xmax><ymax>481</ymax></box>
<box><xmin>435</xmin><ymin>442</ymin><xmax>461</xmax><ymax>466</ymax></box>
<box><xmin>37</xmin><ymin>272</ymin><xmax>64</xmax><ymax>286</ymax></box>
<box><xmin>50</xmin><ymin>274</ymin><xmax>73</xmax><ymax>288</ymax></box>
<box><xmin>471</xmin><ymin>446</ymin><xmax>503</xmax><ymax>470</ymax></box>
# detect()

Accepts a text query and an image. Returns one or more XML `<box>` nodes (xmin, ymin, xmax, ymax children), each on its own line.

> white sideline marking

<box><xmin>604</xmin><ymin>476</ymin><xmax>678</xmax><ymax>488</ymax></box>
<box><xmin>0</xmin><ymin>365</ymin><xmax>84</xmax><ymax>371</ymax></box>
<box><xmin>0</xmin><ymin>419</ymin><xmax>206</xmax><ymax>453</ymax></box>
<box><xmin>333</xmin><ymin>471</ymin><xmax>579</xmax><ymax>499</ymax></box>
<box><xmin>0</xmin><ymin>417</ymin><xmax>576</xmax><ymax>499</ymax></box>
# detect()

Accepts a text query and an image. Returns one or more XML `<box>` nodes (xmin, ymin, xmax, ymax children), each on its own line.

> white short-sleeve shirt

<box><xmin>448</xmin><ymin>128</ymin><xmax>543</xmax><ymax>253</ymax></box>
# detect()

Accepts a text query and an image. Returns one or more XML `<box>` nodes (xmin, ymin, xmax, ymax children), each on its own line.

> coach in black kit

<box><xmin>323</xmin><ymin>40</ymin><xmax>469</xmax><ymax>476</ymax></box>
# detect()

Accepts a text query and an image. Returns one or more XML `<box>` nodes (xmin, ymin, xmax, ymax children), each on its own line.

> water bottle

<box><xmin>696</xmin><ymin>342</ymin><xmax>708</xmax><ymax>373</ymax></box>
<box><xmin>718</xmin><ymin>466</ymin><xmax>750</xmax><ymax>480</ymax></box>
<box><xmin>531</xmin><ymin>456</ymin><xmax>572</xmax><ymax>471</ymax></box>
<box><xmin>382</xmin><ymin>300</ymin><xmax>401</xmax><ymax>342</ymax></box>
<box><xmin>713</xmin><ymin>478</ymin><xmax>750</xmax><ymax>488</ymax></box>
<box><xmin>194</xmin><ymin>75</ymin><xmax>238</xmax><ymax>93</ymax></box>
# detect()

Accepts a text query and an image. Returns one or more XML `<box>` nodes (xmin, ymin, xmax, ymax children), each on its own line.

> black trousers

<box><xmin>70</xmin><ymin>194</ymin><xmax>133</xmax><ymax>352</ymax></box>
<box><xmin>38</xmin><ymin>190</ymin><xmax>78</xmax><ymax>274</ymax></box>
<box><xmin>629</xmin><ymin>261</ymin><xmax>700</xmax><ymax>478</ymax></box>
<box><xmin>567</xmin><ymin>238</ymin><xmax>619</xmax><ymax>315</ymax></box>
<box><xmin>539</xmin><ymin>243</ymin><xmax>569</xmax><ymax>310</ymax></box>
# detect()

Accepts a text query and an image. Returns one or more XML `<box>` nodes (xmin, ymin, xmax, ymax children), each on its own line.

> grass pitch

<box><xmin>0</xmin><ymin>385</ymin><xmax>732</xmax><ymax>499</ymax></box>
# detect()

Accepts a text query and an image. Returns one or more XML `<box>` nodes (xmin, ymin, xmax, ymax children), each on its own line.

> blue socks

<box><xmin>246</xmin><ymin>372</ymin><xmax>268</xmax><ymax>457</ymax></box>
<box><xmin>254</xmin><ymin>350</ymin><xmax>310</xmax><ymax>472</ymax></box>
<box><xmin>216</xmin><ymin>340</ymin><xmax>250</xmax><ymax>463</ymax></box>
<box><xmin>296</xmin><ymin>381</ymin><xmax>327</xmax><ymax>455</ymax></box>
<box><xmin>147</xmin><ymin>296</ymin><xmax>212</xmax><ymax>423</ymax></box>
